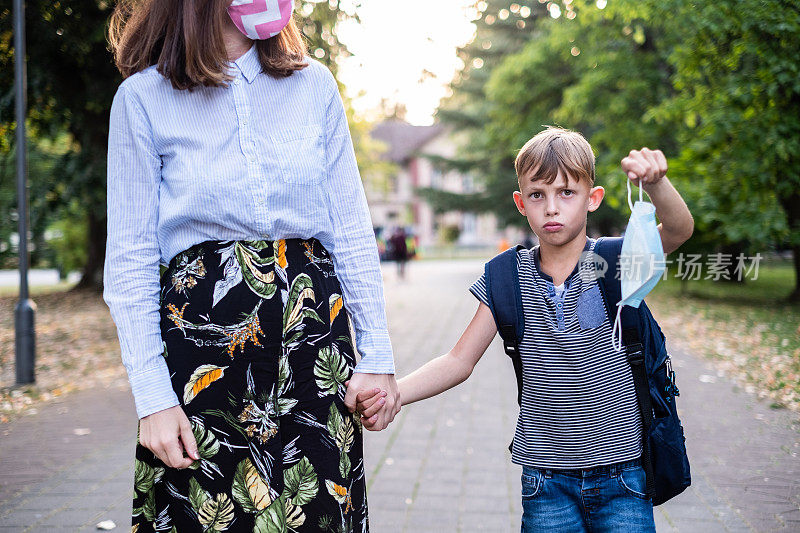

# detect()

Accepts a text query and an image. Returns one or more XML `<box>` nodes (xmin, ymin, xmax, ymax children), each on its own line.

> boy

<box><xmin>353</xmin><ymin>127</ymin><xmax>694</xmax><ymax>531</ymax></box>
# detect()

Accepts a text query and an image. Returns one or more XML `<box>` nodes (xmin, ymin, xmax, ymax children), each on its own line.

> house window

<box><xmin>431</xmin><ymin>168</ymin><xmax>443</xmax><ymax>189</ymax></box>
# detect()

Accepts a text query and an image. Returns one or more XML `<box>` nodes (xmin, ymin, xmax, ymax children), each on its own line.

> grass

<box><xmin>0</xmin><ymin>281</ymin><xmax>79</xmax><ymax>298</ymax></box>
<box><xmin>647</xmin><ymin>259</ymin><xmax>800</xmax><ymax>410</ymax></box>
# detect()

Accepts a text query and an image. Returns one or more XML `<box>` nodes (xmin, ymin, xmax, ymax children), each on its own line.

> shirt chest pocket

<box><xmin>270</xmin><ymin>123</ymin><xmax>325</xmax><ymax>185</ymax></box>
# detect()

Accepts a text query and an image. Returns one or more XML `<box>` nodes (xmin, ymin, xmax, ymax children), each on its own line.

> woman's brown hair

<box><xmin>108</xmin><ymin>0</ymin><xmax>308</xmax><ymax>90</ymax></box>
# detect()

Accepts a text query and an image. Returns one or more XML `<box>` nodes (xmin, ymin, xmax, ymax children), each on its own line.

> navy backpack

<box><xmin>484</xmin><ymin>237</ymin><xmax>691</xmax><ymax>506</ymax></box>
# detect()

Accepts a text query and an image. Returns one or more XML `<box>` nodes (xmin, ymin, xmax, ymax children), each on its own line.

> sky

<box><xmin>336</xmin><ymin>0</ymin><xmax>478</xmax><ymax>126</ymax></box>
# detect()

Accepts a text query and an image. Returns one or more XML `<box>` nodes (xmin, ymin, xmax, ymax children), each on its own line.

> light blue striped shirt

<box><xmin>103</xmin><ymin>44</ymin><xmax>395</xmax><ymax>419</ymax></box>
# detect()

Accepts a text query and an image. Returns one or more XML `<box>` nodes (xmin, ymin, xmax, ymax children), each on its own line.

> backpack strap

<box><xmin>593</xmin><ymin>237</ymin><xmax>643</xmax><ymax>343</ymax></box>
<box><xmin>593</xmin><ymin>237</ymin><xmax>657</xmax><ymax>500</ymax></box>
<box><xmin>484</xmin><ymin>244</ymin><xmax>525</xmax><ymax>406</ymax></box>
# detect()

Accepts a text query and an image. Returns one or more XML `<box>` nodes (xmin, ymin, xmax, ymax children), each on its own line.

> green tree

<box><xmin>298</xmin><ymin>0</ymin><xmax>358</xmax><ymax>77</ymax></box>
<box><xmin>654</xmin><ymin>0</ymin><xmax>800</xmax><ymax>299</ymax></box>
<box><xmin>449</xmin><ymin>0</ymin><xmax>799</xmax><ymax>298</ymax></box>
<box><xmin>1</xmin><ymin>1</ymin><xmax>120</xmax><ymax>288</ymax></box>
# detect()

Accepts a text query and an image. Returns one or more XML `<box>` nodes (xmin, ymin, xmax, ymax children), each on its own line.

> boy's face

<box><xmin>513</xmin><ymin>170</ymin><xmax>605</xmax><ymax>247</ymax></box>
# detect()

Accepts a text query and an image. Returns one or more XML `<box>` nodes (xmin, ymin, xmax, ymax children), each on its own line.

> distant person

<box><xmin>498</xmin><ymin>236</ymin><xmax>511</xmax><ymax>252</ymax></box>
<box><xmin>103</xmin><ymin>1</ymin><xmax>398</xmax><ymax>530</ymax></box>
<box><xmin>355</xmin><ymin>127</ymin><xmax>694</xmax><ymax>532</ymax></box>
<box><xmin>389</xmin><ymin>227</ymin><xmax>409</xmax><ymax>279</ymax></box>
<box><xmin>522</xmin><ymin>233</ymin><xmax>535</xmax><ymax>249</ymax></box>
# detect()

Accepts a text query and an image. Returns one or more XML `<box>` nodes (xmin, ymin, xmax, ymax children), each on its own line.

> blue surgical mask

<box><xmin>612</xmin><ymin>178</ymin><xmax>666</xmax><ymax>351</ymax></box>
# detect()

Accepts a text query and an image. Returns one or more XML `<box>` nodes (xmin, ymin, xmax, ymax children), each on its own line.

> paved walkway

<box><xmin>1</xmin><ymin>260</ymin><xmax>798</xmax><ymax>531</ymax></box>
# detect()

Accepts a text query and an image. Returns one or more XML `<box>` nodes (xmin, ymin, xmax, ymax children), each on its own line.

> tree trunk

<box><xmin>719</xmin><ymin>242</ymin><xmax>748</xmax><ymax>284</ymax></box>
<box><xmin>778</xmin><ymin>191</ymin><xmax>800</xmax><ymax>302</ymax></box>
<box><xmin>788</xmin><ymin>243</ymin><xmax>800</xmax><ymax>302</ymax></box>
<box><xmin>72</xmin><ymin>210</ymin><xmax>105</xmax><ymax>292</ymax></box>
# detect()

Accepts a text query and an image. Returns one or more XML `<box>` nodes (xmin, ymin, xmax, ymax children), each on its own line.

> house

<box><xmin>367</xmin><ymin>119</ymin><xmax>502</xmax><ymax>250</ymax></box>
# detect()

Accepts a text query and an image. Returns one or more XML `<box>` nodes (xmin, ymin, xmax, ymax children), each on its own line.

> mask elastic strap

<box><xmin>626</xmin><ymin>176</ymin><xmax>643</xmax><ymax>212</ymax></box>
<box><xmin>612</xmin><ymin>303</ymin><xmax>624</xmax><ymax>352</ymax></box>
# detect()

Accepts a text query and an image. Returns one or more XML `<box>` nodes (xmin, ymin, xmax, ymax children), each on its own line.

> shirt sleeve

<box><xmin>103</xmin><ymin>82</ymin><xmax>180</xmax><ymax>419</ymax></box>
<box><xmin>320</xmin><ymin>78</ymin><xmax>395</xmax><ymax>375</ymax></box>
<box><xmin>468</xmin><ymin>272</ymin><xmax>491</xmax><ymax>307</ymax></box>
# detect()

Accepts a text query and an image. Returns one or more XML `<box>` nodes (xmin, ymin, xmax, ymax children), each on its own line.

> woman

<box><xmin>103</xmin><ymin>1</ymin><xmax>399</xmax><ymax>531</ymax></box>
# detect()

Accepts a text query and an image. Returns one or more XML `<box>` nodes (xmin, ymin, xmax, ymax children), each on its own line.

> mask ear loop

<box><xmin>618</xmin><ymin>176</ymin><xmax>641</xmax><ymax>352</ymax></box>
<box><xmin>626</xmin><ymin>175</ymin><xmax>643</xmax><ymax>212</ymax></box>
<box><xmin>612</xmin><ymin>303</ymin><xmax>624</xmax><ymax>352</ymax></box>
<box><xmin>626</xmin><ymin>176</ymin><xmax>634</xmax><ymax>212</ymax></box>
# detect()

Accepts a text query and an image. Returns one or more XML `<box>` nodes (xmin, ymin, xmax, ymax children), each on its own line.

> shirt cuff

<box><xmin>353</xmin><ymin>328</ymin><xmax>395</xmax><ymax>374</ymax></box>
<box><xmin>128</xmin><ymin>363</ymin><xmax>180</xmax><ymax>419</ymax></box>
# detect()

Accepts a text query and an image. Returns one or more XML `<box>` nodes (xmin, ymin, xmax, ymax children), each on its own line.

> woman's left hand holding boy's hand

<box><xmin>621</xmin><ymin>147</ymin><xmax>668</xmax><ymax>189</ymax></box>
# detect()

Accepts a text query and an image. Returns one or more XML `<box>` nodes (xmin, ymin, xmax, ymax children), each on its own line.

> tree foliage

<box><xmin>437</xmin><ymin>0</ymin><xmax>800</xmax><ymax>296</ymax></box>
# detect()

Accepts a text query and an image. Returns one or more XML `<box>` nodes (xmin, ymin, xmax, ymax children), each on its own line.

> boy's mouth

<box><xmin>543</xmin><ymin>222</ymin><xmax>563</xmax><ymax>232</ymax></box>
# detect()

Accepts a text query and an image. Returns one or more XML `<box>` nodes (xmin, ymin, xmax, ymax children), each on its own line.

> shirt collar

<box><xmin>532</xmin><ymin>235</ymin><xmax>592</xmax><ymax>285</ymax></box>
<box><xmin>228</xmin><ymin>42</ymin><xmax>260</xmax><ymax>84</ymax></box>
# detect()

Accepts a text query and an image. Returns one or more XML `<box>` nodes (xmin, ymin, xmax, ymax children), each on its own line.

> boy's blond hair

<box><xmin>515</xmin><ymin>127</ymin><xmax>595</xmax><ymax>187</ymax></box>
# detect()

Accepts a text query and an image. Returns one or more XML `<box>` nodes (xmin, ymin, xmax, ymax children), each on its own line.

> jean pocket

<box><xmin>617</xmin><ymin>466</ymin><xmax>650</xmax><ymax>500</ymax></box>
<box><xmin>521</xmin><ymin>470</ymin><xmax>544</xmax><ymax>501</ymax></box>
<box><xmin>271</xmin><ymin>123</ymin><xmax>324</xmax><ymax>185</ymax></box>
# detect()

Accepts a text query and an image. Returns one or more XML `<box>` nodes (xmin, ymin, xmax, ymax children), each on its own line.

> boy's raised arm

<box><xmin>621</xmin><ymin>148</ymin><xmax>694</xmax><ymax>254</ymax></box>
<box><xmin>356</xmin><ymin>302</ymin><xmax>498</xmax><ymax>428</ymax></box>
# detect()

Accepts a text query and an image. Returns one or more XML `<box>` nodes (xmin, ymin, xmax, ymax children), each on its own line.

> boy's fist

<box><xmin>621</xmin><ymin>147</ymin><xmax>667</xmax><ymax>188</ymax></box>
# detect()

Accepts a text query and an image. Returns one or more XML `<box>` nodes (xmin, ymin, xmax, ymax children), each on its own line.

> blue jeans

<box><xmin>520</xmin><ymin>458</ymin><xmax>656</xmax><ymax>532</ymax></box>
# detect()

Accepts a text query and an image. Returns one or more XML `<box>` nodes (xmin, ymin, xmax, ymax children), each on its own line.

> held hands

<box><xmin>138</xmin><ymin>405</ymin><xmax>200</xmax><ymax>469</ymax></box>
<box><xmin>621</xmin><ymin>147</ymin><xmax>668</xmax><ymax>189</ymax></box>
<box><xmin>352</xmin><ymin>388</ymin><xmax>388</xmax><ymax>428</ymax></box>
<box><xmin>344</xmin><ymin>373</ymin><xmax>401</xmax><ymax>431</ymax></box>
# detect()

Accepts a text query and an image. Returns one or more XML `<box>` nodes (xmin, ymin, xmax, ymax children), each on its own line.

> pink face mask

<box><xmin>227</xmin><ymin>0</ymin><xmax>294</xmax><ymax>40</ymax></box>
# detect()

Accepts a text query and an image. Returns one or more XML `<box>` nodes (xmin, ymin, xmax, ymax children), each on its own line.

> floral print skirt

<box><xmin>131</xmin><ymin>238</ymin><xmax>368</xmax><ymax>533</ymax></box>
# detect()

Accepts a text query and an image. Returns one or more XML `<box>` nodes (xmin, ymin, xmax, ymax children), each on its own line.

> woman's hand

<box><xmin>138</xmin><ymin>405</ymin><xmax>200</xmax><ymax>469</ymax></box>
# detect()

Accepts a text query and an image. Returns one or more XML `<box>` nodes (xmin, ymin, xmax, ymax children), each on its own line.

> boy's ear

<box><xmin>513</xmin><ymin>191</ymin><xmax>526</xmax><ymax>216</ymax></box>
<box><xmin>587</xmin><ymin>186</ymin><xmax>605</xmax><ymax>212</ymax></box>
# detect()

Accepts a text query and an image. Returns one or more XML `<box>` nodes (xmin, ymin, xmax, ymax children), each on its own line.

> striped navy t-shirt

<box><xmin>470</xmin><ymin>236</ymin><xmax>642</xmax><ymax>469</ymax></box>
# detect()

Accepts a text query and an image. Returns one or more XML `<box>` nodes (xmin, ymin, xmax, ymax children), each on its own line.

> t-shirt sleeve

<box><xmin>468</xmin><ymin>272</ymin><xmax>491</xmax><ymax>307</ymax></box>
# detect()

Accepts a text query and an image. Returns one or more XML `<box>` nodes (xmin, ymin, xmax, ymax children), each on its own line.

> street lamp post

<box><xmin>14</xmin><ymin>0</ymin><xmax>36</xmax><ymax>385</ymax></box>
